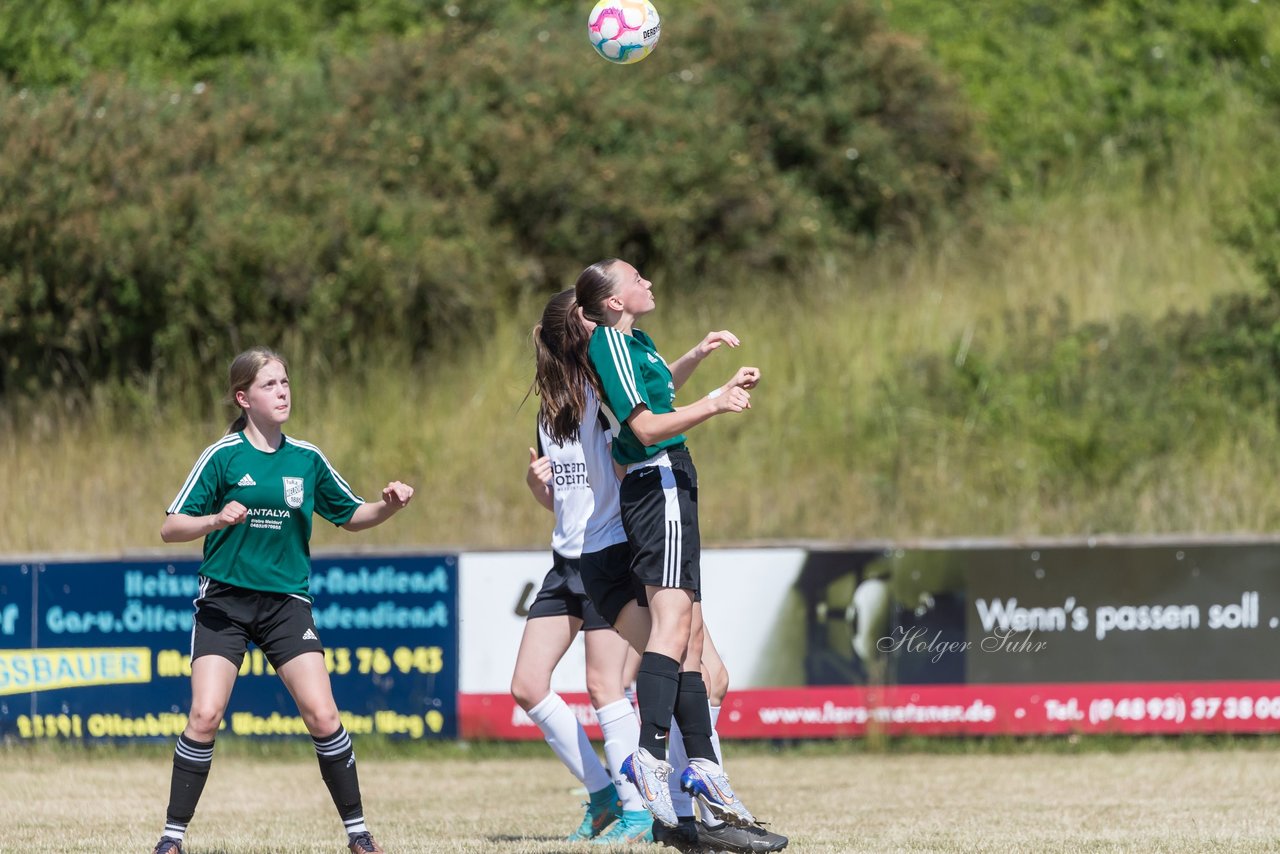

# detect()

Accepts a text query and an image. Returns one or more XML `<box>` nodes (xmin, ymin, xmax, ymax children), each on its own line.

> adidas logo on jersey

<box><xmin>302</xmin><ymin>628</ymin><xmax>318</xmax><ymax>641</ymax></box>
<box><xmin>237</xmin><ymin>473</ymin><xmax>257</xmax><ymax>487</ymax></box>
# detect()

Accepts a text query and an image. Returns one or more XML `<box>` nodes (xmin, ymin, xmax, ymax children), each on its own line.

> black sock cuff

<box><xmin>174</xmin><ymin>733</ymin><xmax>215</xmax><ymax>768</ymax></box>
<box><xmin>640</xmin><ymin>652</ymin><xmax>681</xmax><ymax>680</ymax></box>
<box><xmin>313</xmin><ymin>725</ymin><xmax>353</xmax><ymax>758</ymax></box>
<box><xmin>678</xmin><ymin>670</ymin><xmax>707</xmax><ymax>692</ymax></box>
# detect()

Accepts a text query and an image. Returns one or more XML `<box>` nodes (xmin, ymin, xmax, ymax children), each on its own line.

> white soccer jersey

<box><xmin>537</xmin><ymin>386</ymin><xmax>627</xmax><ymax>558</ymax></box>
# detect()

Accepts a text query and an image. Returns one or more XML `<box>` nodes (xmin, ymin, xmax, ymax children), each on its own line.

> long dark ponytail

<box><xmin>533</xmin><ymin>288</ymin><xmax>600</xmax><ymax>445</ymax></box>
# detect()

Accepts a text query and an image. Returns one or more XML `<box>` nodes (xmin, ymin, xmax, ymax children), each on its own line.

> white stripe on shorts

<box><xmin>629</xmin><ymin>450</ymin><xmax>684</xmax><ymax>588</ymax></box>
<box><xmin>189</xmin><ymin>576</ymin><xmax>209</xmax><ymax>660</ymax></box>
<box><xmin>660</xmin><ymin>464</ymin><xmax>681</xmax><ymax>588</ymax></box>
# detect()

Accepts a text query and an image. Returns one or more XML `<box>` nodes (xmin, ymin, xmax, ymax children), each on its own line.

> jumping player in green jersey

<box><xmin>149</xmin><ymin>347</ymin><xmax>414</xmax><ymax>854</ymax></box>
<box><xmin>572</xmin><ymin>260</ymin><xmax>764</xmax><ymax>832</ymax></box>
<box><xmin>533</xmin><ymin>287</ymin><xmax>787</xmax><ymax>853</ymax></box>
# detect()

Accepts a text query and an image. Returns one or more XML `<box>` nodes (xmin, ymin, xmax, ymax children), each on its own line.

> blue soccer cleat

<box><xmin>679</xmin><ymin>757</ymin><xmax>757</xmax><ymax>827</ymax></box>
<box><xmin>620</xmin><ymin>748</ymin><xmax>679</xmax><ymax>828</ymax></box>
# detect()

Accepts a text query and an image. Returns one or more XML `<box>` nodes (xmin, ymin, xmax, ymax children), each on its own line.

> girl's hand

<box><xmin>712</xmin><ymin>386</ymin><xmax>752</xmax><ymax>413</ymax></box>
<box><xmin>728</xmin><ymin>366</ymin><xmax>761</xmax><ymax>390</ymax></box>
<box><xmin>381</xmin><ymin>481</ymin><xmax>415</xmax><ymax>508</ymax></box>
<box><xmin>695</xmin><ymin>330</ymin><xmax>740</xmax><ymax>360</ymax></box>
<box><xmin>528</xmin><ymin>448</ymin><xmax>552</xmax><ymax>488</ymax></box>
<box><xmin>213</xmin><ymin>501</ymin><xmax>248</xmax><ymax>530</ymax></box>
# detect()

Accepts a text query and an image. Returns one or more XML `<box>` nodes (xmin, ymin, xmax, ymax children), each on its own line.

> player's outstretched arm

<box><xmin>160</xmin><ymin>501</ymin><xmax>247</xmax><ymax>543</ymax></box>
<box><xmin>627</xmin><ymin>369</ymin><xmax>757</xmax><ymax>447</ymax></box>
<box><xmin>342</xmin><ymin>481</ymin><xmax>414</xmax><ymax>531</ymax></box>
<box><xmin>668</xmin><ymin>330</ymin><xmax>740</xmax><ymax>391</ymax></box>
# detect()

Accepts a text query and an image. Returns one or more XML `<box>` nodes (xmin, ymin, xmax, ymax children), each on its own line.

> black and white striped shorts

<box><xmin>618</xmin><ymin>447</ymin><xmax>701</xmax><ymax>594</ymax></box>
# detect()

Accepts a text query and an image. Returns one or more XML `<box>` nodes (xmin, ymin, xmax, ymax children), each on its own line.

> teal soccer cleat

<box><xmin>569</xmin><ymin>782</ymin><xmax>623</xmax><ymax>841</ymax></box>
<box><xmin>591</xmin><ymin>809</ymin><xmax>654</xmax><ymax>846</ymax></box>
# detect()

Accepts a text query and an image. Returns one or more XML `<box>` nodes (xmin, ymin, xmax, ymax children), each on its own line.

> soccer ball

<box><xmin>587</xmin><ymin>0</ymin><xmax>661</xmax><ymax>65</ymax></box>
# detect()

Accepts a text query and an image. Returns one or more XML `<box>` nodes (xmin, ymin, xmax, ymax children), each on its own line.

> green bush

<box><xmin>0</xmin><ymin>1</ymin><xmax>988</xmax><ymax>397</ymax></box>
<box><xmin>882</xmin><ymin>0</ymin><xmax>1280</xmax><ymax>188</ymax></box>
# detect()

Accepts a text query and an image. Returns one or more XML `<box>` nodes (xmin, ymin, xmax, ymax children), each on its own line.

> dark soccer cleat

<box><xmin>697</xmin><ymin>820</ymin><xmax>789</xmax><ymax>853</ymax></box>
<box><xmin>150</xmin><ymin>837</ymin><xmax>183</xmax><ymax>854</ymax></box>
<box><xmin>652</xmin><ymin>815</ymin><xmax>701</xmax><ymax>852</ymax></box>
<box><xmin>347</xmin><ymin>831</ymin><xmax>386</xmax><ymax>853</ymax></box>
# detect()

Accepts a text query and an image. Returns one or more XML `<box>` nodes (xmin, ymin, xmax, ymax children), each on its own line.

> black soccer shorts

<box><xmin>618</xmin><ymin>447</ymin><xmax>702</xmax><ymax>594</ymax></box>
<box><xmin>581</xmin><ymin>541</ymin><xmax>648</xmax><ymax>627</ymax></box>
<box><xmin>191</xmin><ymin>577</ymin><xmax>325</xmax><ymax>669</ymax></box>
<box><xmin>527</xmin><ymin>551</ymin><xmax>612</xmax><ymax>631</ymax></box>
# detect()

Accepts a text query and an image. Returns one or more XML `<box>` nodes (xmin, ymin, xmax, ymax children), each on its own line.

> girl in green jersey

<box><xmin>150</xmin><ymin>347</ymin><xmax>414</xmax><ymax>854</ymax></box>
<box><xmin>573</xmin><ymin>260</ymin><xmax>763</xmax><ymax>831</ymax></box>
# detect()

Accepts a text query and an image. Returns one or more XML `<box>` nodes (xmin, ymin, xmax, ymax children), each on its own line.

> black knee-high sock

<box><xmin>313</xmin><ymin>725</ymin><xmax>367</xmax><ymax>836</ymax></box>
<box><xmin>673</xmin><ymin>671</ymin><xmax>716</xmax><ymax>762</ymax></box>
<box><xmin>165</xmin><ymin>734</ymin><xmax>215</xmax><ymax>838</ymax></box>
<box><xmin>636</xmin><ymin>652</ymin><xmax>681</xmax><ymax>760</ymax></box>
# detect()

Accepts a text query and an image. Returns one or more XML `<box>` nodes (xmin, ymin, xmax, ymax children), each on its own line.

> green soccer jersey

<box><xmin>166</xmin><ymin>432</ymin><xmax>364</xmax><ymax>598</ymax></box>
<box><xmin>588</xmin><ymin>326</ymin><xmax>686</xmax><ymax>465</ymax></box>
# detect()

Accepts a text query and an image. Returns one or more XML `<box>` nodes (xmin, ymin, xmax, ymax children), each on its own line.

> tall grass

<box><xmin>0</xmin><ymin>104</ymin><xmax>1274</xmax><ymax>555</ymax></box>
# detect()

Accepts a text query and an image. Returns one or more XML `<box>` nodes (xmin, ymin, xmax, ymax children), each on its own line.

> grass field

<box><xmin>9</xmin><ymin>740</ymin><xmax>1280</xmax><ymax>853</ymax></box>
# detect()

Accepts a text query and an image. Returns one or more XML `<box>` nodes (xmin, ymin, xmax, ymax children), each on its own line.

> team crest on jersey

<box><xmin>283</xmin><ymin>477</ymin><xmax>305</xmax><ymax>509</ymax></box>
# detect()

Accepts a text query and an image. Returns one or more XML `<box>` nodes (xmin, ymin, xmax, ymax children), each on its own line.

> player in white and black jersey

<box><xmin>512</xmin><ymin>294</ymin><xmax>651</xmax><ymax>845</ymax></box>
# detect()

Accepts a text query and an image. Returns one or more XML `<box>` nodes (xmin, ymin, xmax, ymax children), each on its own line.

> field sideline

<box><xmin>9</xmin><ymin>740</ymin><xmax>1280</xmax><ymax>853</ymax></box>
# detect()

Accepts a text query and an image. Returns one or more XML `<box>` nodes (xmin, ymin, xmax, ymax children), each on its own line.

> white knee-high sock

<box><xmin>528</xmin><ymin>692</ymin><xmax>612</xmax><ymax>793</ymax></box>
<box><xmin>595</xmin><ymin>698</ymin><xmax>644</xmax><ymax>812</ymax></box>
<box><xmin>667</xmin><ymin>717</ymin><xmax>694</xmax><ymax>817</ymax></box>
<box><xmin>709</xmin><ymin>702</ymin><xmax>723</xmax><ymax>766</ymax></box>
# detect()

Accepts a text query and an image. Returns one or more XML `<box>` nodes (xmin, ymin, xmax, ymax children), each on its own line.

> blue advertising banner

<box><xmin>0</xmin><ymin>554</ymin><xmax>458</xmax><ymax>741</ymax></box>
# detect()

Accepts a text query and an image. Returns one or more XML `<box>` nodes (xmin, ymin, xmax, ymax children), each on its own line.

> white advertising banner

<box><xmin>457</xmin><ymin>550</ymin><xmax>584</xmax><ymax>694</ymax></box>
<box><xmin>457</xmin><ymin>548</ymin><xmax>809</xmax><ymax>697</ymax></box>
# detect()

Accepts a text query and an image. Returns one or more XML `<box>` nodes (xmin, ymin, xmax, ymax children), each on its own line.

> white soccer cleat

<box><xmin>679</xmin><ymin>757</ymin><xmax>757</xmax><ymax>827</ymax></box>
<box><xmin>621</xmin><ymin>747</ymin><xmax>679</xmax><ymax>828</ymax></box>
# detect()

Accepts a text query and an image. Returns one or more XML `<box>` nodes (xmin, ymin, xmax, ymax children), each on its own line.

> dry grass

<box><xmin>7</xmin><ymin>745</ymin><xmax>1280</xmax><ymax>853</ymax></box>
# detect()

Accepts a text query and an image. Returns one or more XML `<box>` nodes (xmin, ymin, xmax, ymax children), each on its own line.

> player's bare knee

<box><xmin>302</xmin><ymin>706</ymin><xmax>342</xmax><ymax>737</ymax></box>
<box><xmin>510</xmin><ymin>675</ymin><xmax>548</xmax><ymax>712</ymax></box>
<box><xmin>705</xmin><ymin>662</ymin><xmax>730</xmax><ymax>705</ymax></box>
<box><xmin>185</xmin><ymin>705</ymin><xmax>223</xmax><ymax>739</ymax></box>
<box><xmin>584</xmin><ymin>671</ymin><xmax>622</xmax><ymax>708</ymax></box>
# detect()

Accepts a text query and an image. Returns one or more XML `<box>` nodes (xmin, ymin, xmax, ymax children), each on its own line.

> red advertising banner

<box><xmin>461</xmin><ymin>681</ymin><xmax>1280</xmax><ymax>740</ymax></box>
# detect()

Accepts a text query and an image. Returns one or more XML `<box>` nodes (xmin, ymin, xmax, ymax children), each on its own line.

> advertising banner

<box><xmin>456</xmin><ymin>541</ymin><xmax>1280</xmax><ymax>738</ymax></box>
<box><xmin>7</xmin><ymin>540</ymin><xmax>1279</xmax><ymax>740</ymax></box>
<box><xmin>0</xmin><ymin>554</ymin><xmax>459</xmax><ymax>741</ymax></box>
<box><xmin>456</xmin><ymin>548</ymin><xmax>812</xmax><ymax>739</ymax></box>
<box><xmin>457</xmin><ymin>551</ymin><xmax>592</xmax><ymax>739</ymax></box>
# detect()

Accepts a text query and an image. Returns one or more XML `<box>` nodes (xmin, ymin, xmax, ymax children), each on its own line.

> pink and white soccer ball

<box><xmin>587</xmin><ymin>0</ymin><xmax>661</xmax><ymax>65</ymax></box>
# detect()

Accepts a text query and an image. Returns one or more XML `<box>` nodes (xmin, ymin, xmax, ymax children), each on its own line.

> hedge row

<box><xmin>0</xmin><ymin>0</ymin><xmax>987</xmax><ymax>396</ymax></box>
